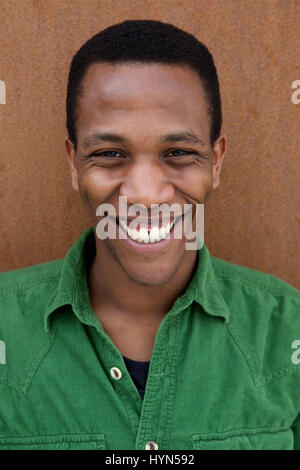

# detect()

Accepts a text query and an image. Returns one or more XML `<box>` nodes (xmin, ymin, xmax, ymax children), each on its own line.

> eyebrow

<box><xmin>82</xmin><ymin>132</ymin><xmax>125</xmax><ymax>150</ymax></box>
<box><xmin>159</xmin><ymin>131</ymin><xmax>206</xmax><ymax>146</ymax></box>
<box><xmin>82</xmin><ymin>130</ymin><xmax>206</xmax><ymax>150</ymax></box>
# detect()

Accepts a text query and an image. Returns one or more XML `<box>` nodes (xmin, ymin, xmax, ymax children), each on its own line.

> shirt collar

<box><xmin>44</xmin><ymin>226</ymin><xmax>230</xmax><ymax>332</ymax></box>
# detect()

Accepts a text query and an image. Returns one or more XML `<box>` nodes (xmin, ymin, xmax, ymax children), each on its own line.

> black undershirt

<box><xmin>123</xmin><ymin>356</ymin><xmax>150</xmax><ymax>399</ymax></box>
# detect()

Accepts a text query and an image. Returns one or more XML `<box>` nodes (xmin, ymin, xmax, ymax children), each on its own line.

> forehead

<box><xmin>76</xmin><ymin>62</ymin><xmax>211</xmax><ymax>143</ymax></box>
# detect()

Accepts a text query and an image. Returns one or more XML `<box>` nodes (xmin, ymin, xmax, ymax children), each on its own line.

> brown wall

<box><xmin>0</xmin><ymin>0</ymin><xmax>299</xmax><ymax>289</ymax></box>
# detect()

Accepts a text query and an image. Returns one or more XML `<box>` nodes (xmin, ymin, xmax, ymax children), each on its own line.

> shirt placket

<box><xmin>89</xmin><ymin>311</ymin><xmax>181</xmax><ymax>450</ymax></box>
<box><xmin>74</xmin><ymin>275</ymin><xmax>190</xmax><ymax>450</ymax></box>
<box><xmin>86</xmin><ymin>319</ymin><xmax>144</xmax><ymax>440</ymax></box>
<box><xmin>83</xmin><ymin>307</ymin><xmax>182</xmax><ymax>450</ymax></box>
<box><xmin>135</xmin><ymin>313</ymin><xmax>182</xmax><ymax>450</ymax></box>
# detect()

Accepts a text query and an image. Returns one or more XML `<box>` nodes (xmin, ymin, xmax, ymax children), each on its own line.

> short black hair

<box><xmin>66</xmin><ymin>19</ymin><xmax>222</xmax><ymax>150</ymax></box>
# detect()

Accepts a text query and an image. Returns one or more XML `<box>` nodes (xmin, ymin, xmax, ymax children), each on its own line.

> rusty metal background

<box><xmin>0</xmin><ymin>0</ymin><xmax>299</xmax><ymax>289</ymax></box>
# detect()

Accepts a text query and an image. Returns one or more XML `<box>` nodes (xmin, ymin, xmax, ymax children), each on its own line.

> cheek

<box><xmin>179</xmin><ymin>167</ymin><xmax>214</xmax><ymax>203</ymax></box>
<box><xmin>76</xmin><ymin>164</ymin><xmax>214</xmax><ymax>214</ymax></box>
<box><xmin>77</xmin><ymin>169</ymin><xmax>115</xmax><ymax>214</ymax></box>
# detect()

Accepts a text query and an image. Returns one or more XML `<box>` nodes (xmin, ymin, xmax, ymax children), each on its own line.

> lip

<box><xmin>117</xmin><ymin>216</ymin><xmax>175</xmax><ymax>231</ymax></box>
<box><xmin>115</xmin><ymin>214</ymin><xmax>184</xmax><ymax>254</ymax></box>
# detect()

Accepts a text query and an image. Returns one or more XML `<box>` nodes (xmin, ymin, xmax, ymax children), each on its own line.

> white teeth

<box><xmin>139</xmin><ymin>228</ymin><xmax>149</xmax><ymax>243</ymax></box>
<box><xmin>119</xmin><ymin>219</ymin><xmax>175</xmax><ymax>244</ymax></box>
<box><xmin>160</xmin><ymin>227</ymin><xmax>167</xmax><ymax>239</ymax></box>
<box><xmin>149</xmin><ymin>226</ymin><xmax>160</xmax><ymax>243</ymax></box>
<box><xmin>127</xmin><ymin>227</ymin><xmax>138</xmax><ymax>240</ymax></box>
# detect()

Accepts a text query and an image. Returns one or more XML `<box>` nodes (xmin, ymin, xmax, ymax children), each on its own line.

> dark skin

<box><xmin>66</xmin><ymin>62</ymin><xmax>226</xmax><ymax>361</ymax></box>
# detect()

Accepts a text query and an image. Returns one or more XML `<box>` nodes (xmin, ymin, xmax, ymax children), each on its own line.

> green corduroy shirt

<box><xmin>0</xmin><ymin>226</ymin><xmax>300</xmax><ymax>450</ymax></box>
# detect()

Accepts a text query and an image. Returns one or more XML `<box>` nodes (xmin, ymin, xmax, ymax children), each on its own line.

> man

<box><xmin>0</xmin><ymin>19</ymin><xmax>299</xmax><ymax>451</ymax></box>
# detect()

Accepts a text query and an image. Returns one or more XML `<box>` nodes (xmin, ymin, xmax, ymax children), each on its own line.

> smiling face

<box><xmin>66</xmin><ymin>62</ymin><xmax>226</xmax><ymax>287</ymax></box>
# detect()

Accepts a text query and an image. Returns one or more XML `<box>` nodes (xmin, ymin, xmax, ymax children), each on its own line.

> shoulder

<box><xmin>0</xmin><ymin>259</ymin><xmax>64</xmax><ymax>392</ymax></box>
<box><xmin>211</xmin><ymin>255</ymin><xmax>299</xmax><ymax>299</ymax></box>
<box><xmin>0</xmin><ymin>258</ymin><xmax>64</xmax><ymax>295</ymax></box>
<box><xmin>211</xmin><ymin>255</ymin><xmax>300</xmax><ymax>312</ymax></box>
<box><xmin>0</xmin><ymin>257</ymin><xmax>64</xmax><ymax>329</ymax></box>
<box><xmin>211</xmin><ymin>255</ymin><xmax>300</xmax><ymax>387</ymax></box>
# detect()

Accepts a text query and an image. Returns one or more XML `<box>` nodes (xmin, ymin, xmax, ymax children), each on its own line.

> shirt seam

<box><xmin>115</xmin><ymin>375</ymin><xmax>141</xmax><ymax>439</ymax></box>
<box><xmin>161</xmin><ymin>315</ymin><xmax>180</xmax><ymax>450</ymax></box>
<box><xmin>0</xmin><ymin>276</ymin><xmax>60</xmax><ymax>299</ymax></box>
<box><xmin>225</xmin><ymin>321</ymin><xmax>300</xmax><ymax>388</ymax></box>
<box><xmin>136</xmin><ymin>320</ymin><xmax>166</xmax><ymax>449</ymax></box>
<box><xmin>261</xmin><ymin>362</ymin><xmax>300</xmax><ymax>386</ymax></box>
<box><xmin>191</xmin><ymin>423</ymin><xmax>291</xmax><ymax>440</ymax></box>
<box><xmin>0</xmin><ymin>432</ymin><xmax>105</xmax><ymax>443</ymax></box>
<box><xmin>25</xmin><ymin>313</ymin><xmax>69</xmax><ymax>394</ymax></box>
<box><xmin>225</xmin><ymin>322</ymin><xmax>260</xmax><ymax>388</ymax></box>
<box><xmin>209</xmin><ymin>264</ymin><xmax>231</xmax><ymax>323</ymax></box>
<box><xmin>213</xmin><ymin>270</ymin><xmax>300</xmax><ymax>300</ymax></box>
<box><xmin>0</xmin><ymin>313</ymin><xmax>69</xmax><ymax>395</ymax></box>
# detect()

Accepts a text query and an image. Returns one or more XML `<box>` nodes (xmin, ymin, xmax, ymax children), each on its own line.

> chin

<box><xmin>126</xmin><ymin>265</ymin><xmax>178</xmax><ymax>287</ymax></box>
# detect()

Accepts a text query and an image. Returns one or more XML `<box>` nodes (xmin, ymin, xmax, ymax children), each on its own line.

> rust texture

<box><xmin>0</xmin><ymin>0</ymin><xmax>299</xmax><ymax>289</ymax></box>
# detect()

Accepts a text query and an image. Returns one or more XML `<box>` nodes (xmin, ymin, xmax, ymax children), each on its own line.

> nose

<box><xmin>119</xmin><ymin>159</ymin><xmax>175</xmax><ymax>206</ymax></box>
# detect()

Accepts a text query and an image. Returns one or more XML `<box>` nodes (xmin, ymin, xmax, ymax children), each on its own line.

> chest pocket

<box><xmin>192</xmin><ymin>426</ymin><xmax>293</xmax><ymax>450</ymax></box>
<box><xmin>0</xmin><ymin>433</ymin><xmax>106</xmax><ymax>450</ymax></box>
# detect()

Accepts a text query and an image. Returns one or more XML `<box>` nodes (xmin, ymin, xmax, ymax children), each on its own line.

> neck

<box><xmin>88</xmin><ymin>239</ymin><xmax>198</xmax><ymax>321</ymax></box>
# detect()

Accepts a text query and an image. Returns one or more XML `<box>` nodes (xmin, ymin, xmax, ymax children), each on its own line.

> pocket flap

<box><xmin>0</xmin><ymin>433</ymin><xmax>106</xmax><ymax>450</ymax></box>
<box><xmin>192</xmin><ymin>426</ymin><xmax>292</xmax><ymax>450</ymax></box>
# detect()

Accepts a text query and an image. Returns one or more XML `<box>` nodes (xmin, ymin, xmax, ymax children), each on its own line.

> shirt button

<box><xmin>145</xmin><ymin>440</ymin><xmax>159</xmax><ymax>450</ymax></box>
<box><xmin>110</xmin><ymin>367</ymin><xmax>122</xmax><ymax>380</ymax></box>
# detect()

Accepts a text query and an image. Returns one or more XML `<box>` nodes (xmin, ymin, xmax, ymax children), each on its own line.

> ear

<box><xmin>212</xmin><ymin>132</ymin><xmax>227</xmax><ymax>190</ymax></box>
<box><xmin>65</xmin><ymin>137</ymin><xmax>79</xmax><ymax>191</ymax></box>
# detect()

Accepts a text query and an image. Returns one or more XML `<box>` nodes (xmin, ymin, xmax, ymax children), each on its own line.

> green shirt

<box><xmin>0</xmin><ymin>226</ymin><xmax>300</xmax><ymax>450</ymax></box>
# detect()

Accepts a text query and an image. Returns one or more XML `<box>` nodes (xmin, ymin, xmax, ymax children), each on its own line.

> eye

<box><xmin>164</xmin><ymin>149</ymin><xmax>209</xmax><ymax>165</ymax></box>
<box><xmin>164</xmin><ymin>149</ymin><xmax>198</xmax><ymax>165</ymax></box>
<box><xmin>166</xmin><ymin>149</ymin><xmax>194</xmax><ymax>157</ymax></box>
<box><xmin>91</xmin><ymin>150</ymin><xmax>124</xmax><ymax>158</ymax></box>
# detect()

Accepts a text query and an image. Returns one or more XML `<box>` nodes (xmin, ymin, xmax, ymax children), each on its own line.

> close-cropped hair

<box><xmin>66</xmin><ymin>19</ymin><xmax>222</xmax><ymax>150</ymax></box>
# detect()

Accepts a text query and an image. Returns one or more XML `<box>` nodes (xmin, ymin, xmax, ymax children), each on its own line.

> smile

<box><xmin>117</xmin><ymin>218</ymin><xmax>176</xmax><ymax>244</ymax></box>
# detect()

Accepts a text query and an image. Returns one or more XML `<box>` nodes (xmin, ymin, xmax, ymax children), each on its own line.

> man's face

<box><xmin>66</xmin><ymin>62</ymin><xmax>226</xmax><ymax>287</ymax></box>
